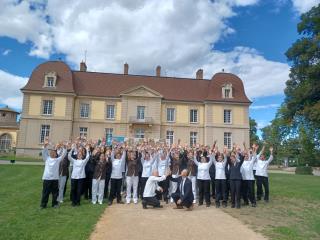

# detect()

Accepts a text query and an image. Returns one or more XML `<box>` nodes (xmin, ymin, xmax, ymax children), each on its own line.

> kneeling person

<box><xmin>171</xmin><ymin>169</ymin><xmax>194</xmax><ymax>210</ymax></box>
<box><xmin>142</xmin><ymin>170</ymin><xmax>170</xmax><ymax>209</ymax></box>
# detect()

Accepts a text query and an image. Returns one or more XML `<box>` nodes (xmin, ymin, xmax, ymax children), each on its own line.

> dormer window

<box><xmin>43</xmin><ymin>72</ymin><xmax>57</xmax><ymax>88</ymax></box>
<box><xmin>222</xmin><ymin>83</ymin><xmax>233</xmax><ymax>98</ymax></box>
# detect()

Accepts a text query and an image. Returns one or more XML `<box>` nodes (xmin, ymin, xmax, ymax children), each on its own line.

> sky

<box><xmin>0</xmin><ymin>0</ymin><xmax>319</xmax><ymax>133</ymax></box>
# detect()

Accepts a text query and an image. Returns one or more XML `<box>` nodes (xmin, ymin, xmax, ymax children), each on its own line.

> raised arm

<box><xmin>193</xmin><ymin>153</ymin><xmax>199</xmax><ymax>166</ymax></box>
<box><xmin>267</xmin><ymin>147</ymin><xmax>274</xmax><ymax>164</ymax></box>
<box><xmin>56</xmin><ymin>147</ymin><xmax>67</xmax><ymax>162</ymax></box>
<box><xmin>68</xmin><ymin>148</ymin><xmax>76</xmax><ymax>163</ymax></box>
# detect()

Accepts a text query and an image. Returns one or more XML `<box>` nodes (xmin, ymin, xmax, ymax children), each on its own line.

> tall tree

<box><xmin>249</xmin><ymin>117</ymin><xmax>260</xmax><ymax>145</ymax></box>
<box><xmin>284</xmin><ymin>4</ymin><xmax>320</xmax><ymax>133</ymax></box>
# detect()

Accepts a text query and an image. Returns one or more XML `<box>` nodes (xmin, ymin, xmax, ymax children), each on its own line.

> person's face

<box><xmin>77</xmin><ymin>152</ymin><xmax>83</xmax><ymax>159</ymax></box>
<box><xmin>260</xmin><ymin>154</ymin><xmax>265</xmax><ymax>160</ymax></box>
<box><xmin>130</xmin><ymin>152</ymin><xmax>136</xmax><ymax>160</ymax></box>
<box><xmin>99</xmin><ymin>153</ymin><xmax>105</xmax><ymax>161</ymax></box>
<box><xmin>201</xmin><ymin>156</ymin><xmax>207</xmax><ymax>163</ymax></box>
<box><xmin>187</xmin><ymin>152</ymin><xmax>193</xmax><ymax>159</ymax></box>
<box><xmin>115</xmin><ymin>153</ymin><xmax>121</xmax><ymax>159</ymax></box>
<box><xmin>181</xmin><ymin>170</ymin><xmax>188</xmax><ymax>177</ymax></box>
<box><xmin>152</xmin><ymin>170</ymin><xmax>159</xmax><ymax>177</ymax></box>
<box><xmin>217</xmin><ymin>154</ymin><xmax>223</xmax><ymax>162</ymax></box>
<box><xmin>230</xmin><ymin>155</ymin><xmax>236</xmax><ymax>163</ymax></box>
<box><xmin>49</xmin><ymin>150</ymin><xmax>57</xmax><ymax>158</ymax></box>
<box><xmin>244</xmin><ymin>153</ymin><xmax>249</xmax><ymax>160</ymax></box>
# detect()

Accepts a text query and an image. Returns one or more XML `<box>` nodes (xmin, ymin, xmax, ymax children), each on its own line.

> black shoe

<box><xmin>223</xmin><ymin>202</ymin><xmax>227</xmax><ymax>208</ymax></box>
<box><xmin>71</xmin><ymin>203</ymin><xmax>77</xmax><ymax>207</ymax></box>
<box><xmin>257</xmin><ymin>197</ymin><xmax>261</xmax><ymax>201</ymax></box>
<box><xmin>117</xmin><ymin>201</ymin><xmax>125</xmax><ymax>204</ymax></box>
<box><xmin>215</xmin><ymin>204</ymin><xmax>220</xmax><ymax>208</ymax></box>
<box><xmin>243</xmin><ymin>202</ymin><xmax>249</xmax><ymax>206</ymax></box>
<box><xmin>40</xmin><ymin>206</ymin><xmax>46</xmax><ymax>210</ymax></box>
<box><xmin>236</xmin><ymin>205</ymin><xmax>241</xmax><ymax>209</ymax></box>
<box><xmin>251</xmin><ymin>203</ymin><xmax>256</xmax><ymax>207</ymax></box>
<box><xmin>108</xmin><ymin>201</ymin><xmax>113</xmax><ymax>206</ymax></box>
<box><xmin>165</xmin><ymin>199</ymin><xmax>169</xmax><ymax>204</ymax></box>
<box><xmin>206</xmin><ymin>203</ymin><xmax>211</xmax><ymax>207</ymax></box>
<box><xmin>53</xmin><ymin>204</ymin><xmax>60</xmax><ymax>208</ymax></box>
<box><xmin>264</xmin><ymin>199</ymin><xmax>269</xmax><ymax>203</ymax></box>
<box><xmin>198</xmin><ymin>202</ymin><xmax>203</xmax><ymax>206</ymax></box>
<box><xmin>231</xmin><ymin>204</ymin><xmax>235</xmax><ymax>208</ymax></box>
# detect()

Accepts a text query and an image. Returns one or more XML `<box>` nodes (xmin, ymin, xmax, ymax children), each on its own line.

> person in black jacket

<box><xmin>104</xmin><ymin>147</ymin><xmax>112</xmax><ymax>199</ymax></box>
<box><xmin>228</xmin><ymin>150</ymin><xmax>245</xmax><ymax>209</ymax></box>
<box><xmin>84</xmin><ymin>147</ymin><xmax>99</xmax><ymax>199</ymax></box>
<box><xmin>170</xmin><ymin>169</ymin><xmax>194</xmax><ymax>210</ymax></box>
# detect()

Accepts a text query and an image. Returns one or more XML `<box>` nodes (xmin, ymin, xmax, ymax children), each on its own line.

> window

<box><xmin>80</xmin><ymin>103</ymin><xmax>89</xmax><ymax>118</ymax></box>
<box><xmin>105</xmin><ymin>128</ymin><xmax>113</xmax><ymax>144</ymax></box>
<box><xmin>224</xmin><ymin>132</ymin><xmax>232</xmax><ymax>149</ymax></box>
<box><xmin>166</xmin><ymin>108</ymin><xmax>175</xmax><ymax>122</ymax></box>
<box><xmin>42</xmin><ymin>100</ymin><xmax>53</xmax><ymax>115</ymax></box>
<box><xmin>79</xmin><ymin>127</ymin><xmax>88</xmax><ymax>138</ymax></box>
<box><xmin>47</xmin><ymin>77</ymin><xmax>54</xmax><ymax>87</ymax></box>
<box><xmin>40</xmin><ymin>125</ymin><xmax>50</xmax><ymax>143</ymax></box>
<box><xmin>190</xmin><ymin>109</ymin><xmax>198</xmax><ymax>123</ymax></box>
<box><xmin>224</xmin><ymin>109</ymin><xmax>232</xmax><ymax>124</ymax></box>
<box><xmin>166</xmin><ymin>130</ymin><xmax>174</xmax><ymax>145</ymax></box>
<box><xmin>135</xmin><ymin>128</ymin><xmax>145</xmax><ymax>139</ymax></box>
<box><xmin>0</xmin><ymin>134</ymin><xmax>12</xmax><ymax>150</ymax></box>
<box><xmin>106</xmin><ymin>105</ymin><xmax>115</xmax><ymax>119</ymax></box>
<box><xmin>222</xmin><ymin>84</ymin><xmax>233</xmax><ymax>98</ymax></box>
<box><xmin>137</xmin><ymin>106</ymin><xmax>145</xmax><ymax>120</ymax></box>
<box><xmin>190</xmin><ymin>132</ymin><xmax>197</xmax><ymax>146</ymax></box>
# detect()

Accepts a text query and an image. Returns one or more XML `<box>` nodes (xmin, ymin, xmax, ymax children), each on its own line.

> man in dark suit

<box><xmin>170</xmin><ymin>169</ymin><xmax>194</xmax><ymax>210</ymax></box>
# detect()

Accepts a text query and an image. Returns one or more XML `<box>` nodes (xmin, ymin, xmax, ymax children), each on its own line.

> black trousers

<box><xmin>63</xmin><ymin>175</ymin><xmax>69</xmax><ymax>197</ymax></box>
<box><xmin>210</xmin><ymin>176</ymin><xmax>216</xmax><ymax>198</ymax></box>
<box><xmin>256</xmin><ymin>176</ymin><xmax>269</xmax><ymax>201</ymax></box>
<box><xmin>197</xmin><ymin>179</ymin><xmax>210</xmax><ymax>205</ymax></box>
<box><xmin>226</xmin><ymin>178</ymin><xmax>230</xmax><ymax>200</ymax></box>
<box><xmin>242</xmin><ymin>180</ymin><xmax>256</xmax><ymax>204</ymax></box>
<box><xmin>83</xmin><ymin>173</ymin><xmax>93</xmax><ymax>199</ymax></box>
<box><xmin>140</xmin><ymin>177</ymin><xmax>148</xmax><ymax>199</ymax></box>
<box><xmin>142</xmin><ymin>196</ymin><xmax>161</xmax><ymax>208</ymax></box>
<box><xmin>103</xmin><ymin>174</ymin><xmax>111</xmax><ymax>199</ymax></box>
<box><xmin>230</xmin><ymin>179</ymin><xmax>242</xmax><ymax>207</ymax></box>
<box><xmin>40</xmin><ymin>180</ymin><xmax>59</xmax><ymax>208</ymax></box>
<box><xmin>171</xmin><ymin>192</ymin><xmax>193</xmax><ymax>208</ymax></box>
<box><xmin>157</xmin><ymin>178</ymin><xmax>169</xmax><ymax>201</ymax></box>
<box><xmin>109</xmin><ymin>178</ymin><xmax>123</xmax><ymax>203</ymax></box>
<box><xmin>215</xmin><ymin>179</ymin><xmax>227</xmax><ymax>204</ymax></box>
<box><xmin>71</xmin><ymin>178</ymin><xmax>84</xmax><ymax>205</ymax></box>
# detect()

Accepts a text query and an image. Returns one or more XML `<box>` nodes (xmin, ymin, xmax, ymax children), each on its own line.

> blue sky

<box><xmin>0</xmin><ymin>0</ymin><xmax>319</xmax><ymax>135</ymax></box>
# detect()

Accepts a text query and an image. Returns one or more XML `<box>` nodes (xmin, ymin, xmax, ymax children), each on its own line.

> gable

<box><xmin>120</xmin><ymin>85</ymin><xmax>163</xmax><ymax>98</ymax></box>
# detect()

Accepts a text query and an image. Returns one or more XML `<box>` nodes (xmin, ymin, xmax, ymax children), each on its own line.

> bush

<box><xmin>295</xmin><ymin>166</ymin><xmax>313</xmax><ymax>175</ymax></box>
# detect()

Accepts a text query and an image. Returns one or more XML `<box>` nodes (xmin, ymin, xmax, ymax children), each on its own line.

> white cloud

<box><xmin>2</xmin><ymin>49</ymin><xmax>11</xmax><ymax>56</ymax></box>
<box><xmin>250</xmin><ymin>104</ymin><xmax>280</xmax><ymax>110</ymax></box>
<box><xmin>0</xmin><ymin>70</ymin><xmax>28</xmax><ymax>109</ymax></box>
<box><xmin>0</xmin><ymin>0</ymin><xmax>291</xmax><ymax>102</ymax></box>
<box><xmin>291</xmin><ymin>0</ymin><xmax>320</xmax><ymax>14</ymax></box>
<box><xmin>256</xmin><ymin>119</ymin><xmax>271</xmax><ymax>129</ymax></box>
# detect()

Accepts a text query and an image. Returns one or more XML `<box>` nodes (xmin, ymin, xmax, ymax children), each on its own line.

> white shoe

<box><xmin>98</xmin><ymin>202</ymin><xmax>103</xmax><ymax>205</ymax></box>
<box><xmin>193</xmin><ymin>200</ymin><xmax>196</xmax><ymax>204</ymax></box>
<box><xmin>92</xmin><ymin>202</ymin><xmax>96</xmax><ymax>205</ymax></box>
<box><xmin>59</xmin><ymin>200</ymin><xmax>63</xmax><ymax>203</ymax></box>
<box><xmin>126</xmin><ymin>200</ymin><xmax>131</xmax><ymax>204</ymax></box>
<box><xmin>170</xmin><ymin>198</ymin><xmax>174</xmax><ymax>203</ymax></box>
<box><xmin>133</xmin><ymin>200</ymin><xmax>138</xmax><ymax>204</ymax></box>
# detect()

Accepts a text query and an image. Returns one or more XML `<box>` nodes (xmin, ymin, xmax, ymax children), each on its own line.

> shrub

<box><xmin>295</xmin><ymin>166</ymin><xmax>313</xmax><ymax>175</ymax></box>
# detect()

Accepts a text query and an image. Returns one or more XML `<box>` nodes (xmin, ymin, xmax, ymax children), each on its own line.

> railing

<box><xmin>129</xmin><ymin>116</ymin><xmax>153</xmax><ymax>124</ymax></box>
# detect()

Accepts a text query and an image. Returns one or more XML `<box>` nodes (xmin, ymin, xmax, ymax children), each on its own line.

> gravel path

<box><xmin>90</xmin><ymin>203</ymin><xmax>266</xmax><ymax>240</ymax></box>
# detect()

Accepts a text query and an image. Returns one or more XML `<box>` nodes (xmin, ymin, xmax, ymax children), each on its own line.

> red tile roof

<box><xmin>22</xmin><ymin>61</ymin><xmax>251</xmax><ymax>104</ymax></box>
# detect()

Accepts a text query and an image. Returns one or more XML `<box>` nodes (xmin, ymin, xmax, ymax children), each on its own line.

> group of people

<box><xmin>40</xmin><ymin>137</ymin><xmax>274</xmax><ymax>211</ymax></box>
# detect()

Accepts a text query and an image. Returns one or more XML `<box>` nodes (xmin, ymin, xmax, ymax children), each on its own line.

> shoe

<box><xmin>216</xmin><ymin>204</ymin><xmax>220</xmax><ymax>208</ymax></box>
<box><xmin>165</xmin><ymin>199</ymin><xmax>169</xmax><ymax>204</ymax></box>
<box><xmin>264</xmin><ymin>200</ymin><xmax>269</xmax><ymax>203</ymax></box>
<box><xmin>186</xmin><ymin>205</ymin><xmax>193</xmax><ymax>211</ymax></box>
<box><xmin>231</xmin><ymin>204</ymin><xmax>235</xmax><ymax>208</ymax></box>
<box><xmin>59</xmin><ymin>200</ymin><xmax>63</xmax><ymax>203</ymax></box>
<box><xmin>143</xmin><ymin>205</ymin><xmax>147</xmax><ymax>209</ymax></box>
<box><xmin>142</xmin><ymin>200</ymin><xmax>147</xmax><ymax>209</ymax></box>
<box><xmin>206</xmin><ymin>203</ymin><xmax>211</xmax><ymax>207</ymax></box>
<box><xmin>40</xmin><ymin>206</ymin><xmax>46</xmax><ymax>210</ymax></box>
<box><xmin>126</xmin><ymin>201</ymin><xmax>130</xmax><ymax>204</ymax></box>
<box><xmin>223</xmin><ymin>202</ymin><xmax>227</xmax><ymax>208</ymax></box>
<box><xmin>236</xmin><ymin>205</ymin><xmax>241</xmax><ymax>209</ymax></box>
<box><xmin>243</xmin><ymin>202</ymin><xmax>249</xmax><ymax>206</ymax></box>
<box><xmin>117</xmin><ymin>201</ymin><xmax>125</xmax><ymax>204</ymax></box>
<box><xmin>198</xmin><ymin>202</ymin><xmax>203</xmax><ymax>206</ymax></box>
<box><xmin>98</xmin><ymin>202</ymin><xmax>103</xmax><ymax>205</ymax></box>
<box><xmin>170</xmin><ymin>198</ymin><xmax>174</xmax><ymax>203</ymax></box>
<box><xmin>134</xmin><ymin>200</ymin><xmax>138</xmax><ymax>204</ymax></box>
<box><xmin>251</xmin><ymin>203</ymin><xmax>256</xmax><ymax>207</ymax></box>
<box><xmin>173</xmin><ymin>206</ymin><xmax>183</xmax><ymax>209</ymax></box>
<box><xmin>193</xmin><ymin>200</ymin><xmax>196</xmax><ymax>204</ymax></box>
<box><xmin>108</xmin><ymin>201</ymin><xmax>113</xmax><ymax>206</ymax></box>
<box><xmin>257</xmin><ymin>197</ymin><xmax>261</xmax><ymax>201</ymax></box>
<box><xmin>92</xmin><ymin>202</ymin><xmax>96</xmax><ymax>205</ymax></box>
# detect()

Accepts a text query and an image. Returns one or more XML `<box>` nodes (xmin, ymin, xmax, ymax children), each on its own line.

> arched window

<box><xmin>43</xmin><ymin>72</ymin><xmax>57</xmax><ymax>88</ymax></box>
<box><xmin>0</xmin><ymin>134</ymin><xmax>12</xmax><ymax>150</ymax></box>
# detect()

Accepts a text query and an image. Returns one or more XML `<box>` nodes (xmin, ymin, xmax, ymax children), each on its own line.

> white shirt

<box><xmin>68</xmin><ymin>149</ymin><xmax>90</xmax><ymax>179</ymax></box>
<box><xmin>110</xmin><ymin>150</ymin><xmax>126</xmax><ymax>179</ymax></box>
<box><xmin>156</xmin><ymin>155</ymin><xmax>170</xmax><ymax>176</ymax></box>
<box><xmin>141</xmin><ymin>154</ymin><xmax>156</xmax><ymax>178</ymax></box>
<box><xmin>42</xmin><ymin>148</ymin><xmax>67</xmax><ymax>180</ymax></box>
<box><xmin>241</xmin><ymin>156</ymin><xmax>256</xmax><ymax>180</ymax></box>
<box><xmin>143</xmin><ymin>175</ymin><xmax>166</xmax><ymax>197</ymax></box>
<box><xmin>213</xmin><ymin>156</ymin><xmax>227</xmax><ymax>180</ymax></box>
<box><xmin>193</xmin><ymin>155</ymin><xmax>213</xmax><ymax>180</ymax></box>
<box><xmin>255</xmin><ymin>155</ymin><xmax>273</xmax><ymax>177</ymax></box>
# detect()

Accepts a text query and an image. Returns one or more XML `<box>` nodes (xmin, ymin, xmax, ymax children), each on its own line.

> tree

<box><xmin>284</xmin><ymin>4</ymin><xmax>320</xmax><ymax>134</ymax></box>
<box><xmin>249</xmin><ymin>117</ymin><xmax>260</xmax><ymax>145</ymax></box>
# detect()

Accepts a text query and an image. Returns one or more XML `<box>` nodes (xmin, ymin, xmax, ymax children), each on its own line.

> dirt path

<box><xmin>90</xmin><ymin>203</ymin><xmax>266</xmax><ymax>240</ymax></box>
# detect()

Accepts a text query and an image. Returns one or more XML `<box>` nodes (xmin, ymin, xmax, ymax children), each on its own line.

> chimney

<box><xmin>196</xmin><ymin>69</ymin><xmax>203</xmax><ymax>79</ymax></box>
<box><xmin>156</xmin><ymin>65</ymin><xmax>161</xmax><ymax>77</ymax></box>
<box><xmin>80</xmin><ymin>61</ymin><xmax>87</xmax><ymax>72</ymax></box>
<box><xmin>124</xmin><ymin>63</ymin><xmax>129</xmax><ymax>75</ymax></box>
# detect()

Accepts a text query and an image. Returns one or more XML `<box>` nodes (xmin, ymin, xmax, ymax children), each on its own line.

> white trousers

<box><xmin>188</xmin><ymin>176</ymin><xmax>197</xmax><ymax>200</ymax></box>
<box><xmin>92</xmin><ymin>179</ymin><xmax>105</xmax><ymax>204</ymax></box>
<box><xmin>126</xmin><ymin>176</ymin><xmax>139</xmax><ymax>203</ymax></box>
<box><xmin>57</xmin><ymin>175</ymin><xmax>67</xmax><ymax>202</ymax></box>
<box><xmin>170</xmin><ymin>174</ymin><xmax>179</xmax><ymax>196</ymax></box>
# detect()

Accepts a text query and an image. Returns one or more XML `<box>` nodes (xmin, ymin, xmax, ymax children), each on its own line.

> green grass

<box><xmin>0</xmin><ymin>165</ymin><xmax>106</xmax><ymax>240</ymax></box>
<box><xmin>0</xmin><ymin>155</ymin><xmax>42</xmax><ymax>162</ymax></box>
<box><xmin>223</xmin><ymin>173</ymin><xmax>320</xmax><ymax>240</ymax></box>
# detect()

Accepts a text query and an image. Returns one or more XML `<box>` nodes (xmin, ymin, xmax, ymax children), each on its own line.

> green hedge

<box><xmin>295</xmin><ymin>166</ymin><xmax>313</xmax><ymax>175</ymax></box>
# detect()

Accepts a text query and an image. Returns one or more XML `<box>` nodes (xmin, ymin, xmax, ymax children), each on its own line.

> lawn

<box><xmin>0</xmin><ymin>154</ymin><xmax>42</xmax><ymax>162</ymax></box>
<box><xmin>223</xmin><ymin>173</ymin><xmax>320</xmax><ymax>240</ymax></box>
<box><xmin>0</xmin><ymin>165</ymin><xmax>106</xmax><ymax>240</ymax></box>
